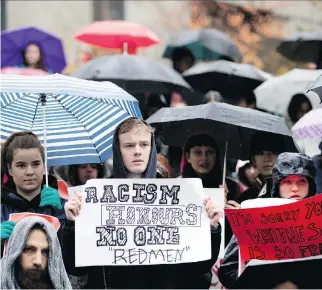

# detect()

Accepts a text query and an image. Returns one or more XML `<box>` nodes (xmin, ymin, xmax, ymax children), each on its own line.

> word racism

<box><xmin>226</xmin><ymin>195</ymin><xmax>322</xmax><ymax>271</ymax></box>
<box><xmin>85</xmin><ymin>183</ymin><xmax>202</xmax><ymax>250</ymax></box>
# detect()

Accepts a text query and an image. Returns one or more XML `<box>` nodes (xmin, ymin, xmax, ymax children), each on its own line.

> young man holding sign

<box><xmin>62</xmin><ymin>118</ymin><xmax>222</xmax><ymax>289</ymax></box>
<box><xmin>218</xmin><ymin>152</ymin><xmax>317</xmax><ymax>288</ymax></box>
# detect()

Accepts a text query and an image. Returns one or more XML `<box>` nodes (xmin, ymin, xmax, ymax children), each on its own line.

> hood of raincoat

<box><xmin>271</xmin><ymin>152</ymin><xmax>316</xmax><ymax>198</ymax></box>
<box><xmin>0</xmin><ymin>216</ymin><xmax>72</xmax><ymax>289</ymax></box>
<box><xmin>112</xmin><ymin>118</ymin><xmax>157</xmax><ymax>178</ymax></box>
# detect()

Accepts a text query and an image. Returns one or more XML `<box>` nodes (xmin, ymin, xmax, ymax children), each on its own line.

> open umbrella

<box><xmin>1</xmin><ymin>74</ymin><xmax>141</xmax><ymax>185</ymax></box>
<box><xmin>183</xmin><ymin>60</ymin><xmax>272</xmax><ymax>97</ymax></box>
<box><xmin>71</xmin><ymin>54</ymin><xmax>192</xmax><ymax>94</ymax></box>
<box><xmin>146</xmin><ymin>102</ymin><xmax>297</xmax><ymax>161</ymax></box>
<box><xmin>307</xmin><ymin>72</ymin><xmax>322</xmax><ymax>101</ymax></box>
<box><xmin>291</xmin><ymin>108</ymin><xmax>322</xmax><ymax>139</ymax></box>
<box><xmin>276</xmin><ymin>30</ymin><xmax>322</xmax><ymax>67</ymax></box>
<box><xmin>1</xmin><ymin>67</ymin><xmax>49</xmax><ymax>76</ymax></box>
<box><xmin>255</xmin><ymin>69</ymin><xmax>322</xmax><ymax>115</ymax></box>
<box><xmin>1</xmin><ymin>26</ymin><xmax>67</xmax><ymax>73</ymax></box>
<box><xmin>74</xmin><ymin>20</ymin><xmax>160</xmax><ymax>53</ymax></box>
<box><xmin>163</xmin><ymin>28</ymin><xmax>242</xmax><ymax>62</ymax></box>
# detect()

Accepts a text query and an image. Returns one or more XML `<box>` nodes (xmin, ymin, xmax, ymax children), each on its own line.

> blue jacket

<box><xmin>1</xmin><ymin>175</ymin><xmax>66</xmax><ymax>225</ymax></box>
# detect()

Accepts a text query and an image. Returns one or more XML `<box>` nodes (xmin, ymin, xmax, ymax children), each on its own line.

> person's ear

<box><xmin>185</xmin><ymin>152</ymin><xmax>191</xmax><ymax>164</ymax></box>
<box><xmin>8</xmin><ymin>164</ymin><xmax>12</xmax><ymax>176</ymax></box>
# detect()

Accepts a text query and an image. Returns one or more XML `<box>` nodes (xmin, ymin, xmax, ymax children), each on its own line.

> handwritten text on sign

<box><xmin>225</xmin><ymin>194</ymin><xmax>322</xmax><ymax>274</ymax></box>
<box><xmin>75</xmin><ymin>178</ymin><xmax>211</xmax><ymax>266</ymax></box>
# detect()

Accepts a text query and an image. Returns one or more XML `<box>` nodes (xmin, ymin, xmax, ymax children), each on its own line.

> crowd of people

<box><xmin>1</xmin><ymin>21</ymin><xmax>322</xmax><ymax>290</ymax></box>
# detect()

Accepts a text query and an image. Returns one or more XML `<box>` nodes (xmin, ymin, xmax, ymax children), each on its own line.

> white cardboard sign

<box><xmin>75</xmin><ymin>178</ymin><xmax>211</xmax><ymax>266</ymax></box>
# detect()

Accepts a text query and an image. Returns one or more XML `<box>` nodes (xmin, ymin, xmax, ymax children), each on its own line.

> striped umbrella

<box><xmin>291</xmin><ymin>108</ymin><xmax>322</xmax><ymax>139</ymax></box>
<box><xmin>1</xmin><ymin>74</ymin><xmax>141</xmax><ymax>184</ymax></box>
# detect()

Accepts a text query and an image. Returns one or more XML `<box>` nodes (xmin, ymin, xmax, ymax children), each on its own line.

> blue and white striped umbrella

<box><xmin>1</xmin><ymin>74</ymin><xmax>142</xmax><ymax>167</ymax></box>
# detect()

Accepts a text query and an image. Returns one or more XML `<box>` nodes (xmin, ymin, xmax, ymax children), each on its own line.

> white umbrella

<box><xmin>255</xmin><ymin>69</ymin><xmax>322</xmax><ymax>116</ymax></box>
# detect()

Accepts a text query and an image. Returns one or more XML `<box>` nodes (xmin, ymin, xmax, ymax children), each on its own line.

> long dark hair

<box><xmin>21</xmin><ymin>43</ymin><xmax>48</xmax><ymax>72</ymax></box>
<box><xmin>182</xmin><ymin>134</ymin><xmax>222</xmax><ymax>188</ymax></box>
<box><xmin>68</xmin><ymin>164</ymin><xmax>105</xmax><ymax>186</ymax></box>
<box><xmin>287</xmin><ymin>94</ymin><xmax>312</xmax><ymax>123</ymax></box>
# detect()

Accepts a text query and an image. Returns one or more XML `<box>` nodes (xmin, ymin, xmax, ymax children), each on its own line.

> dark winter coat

<box><xmin>62</xmin><ymin>119</ymin><xmax>221</xmax><ymax>289</ymax></box>
<box><xmin>1</xmin><ymin>175</ymin><xmax>66</xmax><ymax>224</ymax></box>
<box><xmin>1</xmin><ymin>175</ymin><xmax>66</xmax><ymax>257</ymax></box>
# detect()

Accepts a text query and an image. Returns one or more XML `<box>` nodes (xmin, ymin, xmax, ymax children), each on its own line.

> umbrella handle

<box><xmin>222</xmin><ymin>141</ymin><xmax>228</xmax><ymax>186</ymax></box>
<box><xmin>41</xmin><ymin>94</ymin><xmax>49</xmax><ymax>187</ymax></box>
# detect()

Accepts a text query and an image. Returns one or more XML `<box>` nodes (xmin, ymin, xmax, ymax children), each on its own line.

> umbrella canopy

<box><xmin>183</xmin><ymin>60</ymin><xmax>272</xmax><ymax>97</ymax></box>
<box><xmin>308</xmin><ymin>72</ymin><xmax>322</xmax><ymax>101</ymax></box>
<box><xmin>1</xmin><ymin>26</ymin><xmax>67</xmax><ymax>73</ymax></box>
<box><xmin>71</xmin><ymin>54</ymin><xmax>192</xmax><ymax>94</ymax></box>
<box><xmin>146</xmin><ymin>102</ymin><xmax>297</xmax><ymax>160</ymax></box>
<box><xmin>1</xmin><ymin>67</ymin><xmax>49</xmax><ymax>76</ymax></box>
<box><xmin>74</xmin><ymin>20</ymin><xmax>160</xmax><ymax>51</ymax></box>
<box><xmin>163</xmin><ymin>28</ymin><xmax>242</xmax><ymax>62</ymax></box>
<box><xmin>255</xmin><ymin>69</ymin><xmax>322</xmax><ymax>115</ymax></box>
<box><xmin>276</xmin><ymin>30</ymin><xmax>322</xmax><ymax>65</ymax></box>
<box><xmin>291</xmin><ymin>108</ymin><xmax>322</xmax><ymax>139</ymax></box>
<box><xmin>0</xmin><ymin>74</ymin><xmax>141</xmax><ymax>167</ymax></box>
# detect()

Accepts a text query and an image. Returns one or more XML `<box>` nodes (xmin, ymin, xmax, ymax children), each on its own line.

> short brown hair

<box><xmin>118</xmin><ymin>118</ymin><xmax>153</xmax><ymax>135</ymax></box>
<box><xmin>1</xmin><ymin>131</ymin><xmax>45</xmax><ymax>173</ymax></box>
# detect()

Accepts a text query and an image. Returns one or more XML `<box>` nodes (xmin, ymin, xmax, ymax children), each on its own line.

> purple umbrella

<box><xmin>1</xmin><ymin>26</ymin><xmax>67</xmax><ymax>73</ymax></box>
<box><xmin>291</xmin><ymin>108</ymin><xmax>322</xmax><ymax>139</ymax></box>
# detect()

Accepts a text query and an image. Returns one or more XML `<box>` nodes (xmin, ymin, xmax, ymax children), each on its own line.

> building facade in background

<box><xmin>3</xmin><ymin>0</ymin><xmax>322</xmax><ymax>71</ymax></box>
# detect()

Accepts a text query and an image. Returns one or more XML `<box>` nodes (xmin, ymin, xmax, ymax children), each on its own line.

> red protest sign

<box><xmin>225</xmin><ymin>194</ymin><xmax>322</xmax><ymax>275</ymax></box>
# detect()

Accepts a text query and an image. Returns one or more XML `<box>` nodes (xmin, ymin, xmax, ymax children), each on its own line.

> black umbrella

<box><xmin>163</xmin><ymin>28</ymin><xmax>242</xmax><ymax>62</ymax></box>
<box><xmin>307</xmin><ymin>73</ymin><xmax>322</xmax><ymax>102</ymax></box>
<box><xmin>232</xmin><ymin>256</ymin><xmax>321</xmax><ymax>289</ymax></box>
<box><xmin>71</xmin><ymin>54</ymin><xmax>192</xmax><ymax>94</ymax></box>
<box><xmin>146</xmin><ymin>102</ymin><xmax>297</xmax><ymax>161</ymax></box>
<box><xmin>276</xmin><ymin>30</ymin><xmax>322</xmax><ymax>67</ymax></box>
<box><xmin>182</xmin><ymin>60</ymin><xmax>272</xmax><ymax>97</ymax></box>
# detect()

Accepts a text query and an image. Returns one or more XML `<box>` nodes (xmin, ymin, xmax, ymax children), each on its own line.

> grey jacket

<box><xmin>0</xmin><ymin>216</ymin><xmax>72</xmax><ymax>289</ymax></box>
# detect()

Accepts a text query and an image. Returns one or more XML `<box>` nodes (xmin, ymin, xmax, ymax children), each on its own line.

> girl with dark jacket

<box><xmin>218</xmin><ymin>152</ymin><xmax>317</xmax><ymax>289</ymax></box>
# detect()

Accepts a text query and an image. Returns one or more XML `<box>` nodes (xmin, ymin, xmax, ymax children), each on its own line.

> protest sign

<box><xmin>204</xmin><ymin>188</ymin><xmax>226</xmax><ymax>289</ymax></box>
<box><xmin>4</xmin><ymin>213</ymin><xmax>60</xmax><ymax>255</ymax></box>
<box><xmin>75</xmin><ymin>178</ymin><xmax>211</xmax><ymax>267</ymax></box>
<box><xmin>225</xmin><ymin>194</ymin><xmax>322</xmax><ymax>275</ymax></box>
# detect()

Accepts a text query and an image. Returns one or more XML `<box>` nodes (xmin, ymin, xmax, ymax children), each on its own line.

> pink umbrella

<box><xmin>74</xmin><ymin>20</ymin><xmax>160</xmax><ymax>53</ymax></box>
<box><xmin>0</xmin><ymin>67</ymin><xmax>49</xmax><ymax>76</ymax></box>
<box><xmin>292</xmin><ymin>108</ymin><xmax>322</xmax><ymax>139</ymax></box>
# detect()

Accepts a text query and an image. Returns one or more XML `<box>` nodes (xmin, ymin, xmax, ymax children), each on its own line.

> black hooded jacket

<box><xmin>218</xmin><ymin>153</ymin><xmax>317</xmax><ymax>289</ymax></box>
<box><xmin>62</xmin><ymin>119</ymin><xmax>221</xmax><ymax>289</ymax></box>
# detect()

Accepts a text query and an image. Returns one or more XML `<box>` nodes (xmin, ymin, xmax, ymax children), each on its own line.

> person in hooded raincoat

<box><xmin>0</xmin><ymin>132</ymin><xmax>66</xmax><ymax>255</ymax></box>
<box><xmin>218</xmin><ymin>152</ymin><xmax>317</xmax><ymax>289</ymax></box>
<box><xmin>0</xmin><ymin>216</ymin><xmax>71</xmax><ymax>289</ymax></box>
<box><xmin>61</xmin><ymin>117</ymin><xmax>222</xmax><ymax>289</ymax></box>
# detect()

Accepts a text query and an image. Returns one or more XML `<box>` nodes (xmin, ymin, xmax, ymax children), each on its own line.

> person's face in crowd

<box><xmin>25</xmin><ymin>44</ymin><xmax>41</xmax><ymax>66</ymax></box>
<box><xmin>296</xmin><ymin>101</ymin><xmax>311</xmax><ymax>121</ymax></box>
<box><xmin>252</xmin><ymin>151</ymin><xmax>278</xmax><ymax>178</ymax></box>
<box><xmin>18</xmin><ymin>229</ymin><xmax>50</xmax><ymax>288</ymax></box>
<box><xmin>186</xmin><ymin>146</ymin><xmax>216</xmax><ymax>175</ymax></box>
<box><xmin>175</xmin><ymin>57</ymin><xmax>194</xmax><ymax>73</ymax></box>
<box><xmin>245</xmin><ymin>165</ymin><xmax>259</xmax><ymax>184</ymax></box>
<box><xmin>119</xmin><ymin>126</ymin><xmax>152</xmax><ymax>175</ymax></box>
<box><xmin>279</xmin><ymin>175</ymin><xmax>309</xmax><ymax>200</ymax></box>
<box><xmin>237</xmin><ymin>98</ymin><xmax>256</xmax><ymax>109</ymax></box>
<box><xmin>9</xmin><ymin>149</ymin><xmax>44</xmax><ymax>196</ymax></box>
<box><xmin>77</xmin><ymin>164</ymin><xmax>99</xmax><ymax>185</ymax></box>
